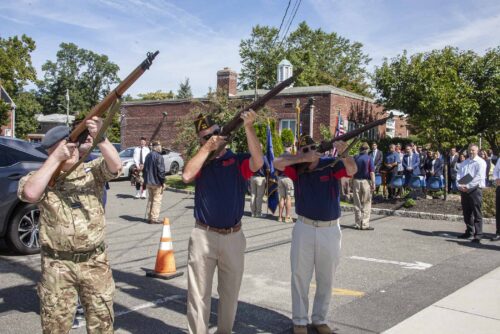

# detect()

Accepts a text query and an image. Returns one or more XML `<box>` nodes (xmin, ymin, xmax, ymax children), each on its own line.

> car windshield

<box><xmin>119</xmin><ymin>148</ymin><xmax>134</xmax><ymax>158</ymax></box>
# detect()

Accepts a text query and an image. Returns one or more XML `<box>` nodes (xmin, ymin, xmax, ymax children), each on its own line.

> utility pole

<box><xmin>65</xmin><ymin>89</ymin><xmax>70</xmax><ymax>126</ymax></box>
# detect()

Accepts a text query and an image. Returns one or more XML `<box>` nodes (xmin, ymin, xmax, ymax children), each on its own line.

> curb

<box><xmin>164</xmin><ymin>187</ymin><xmax>494</xmax><ymax>224</ymax></box>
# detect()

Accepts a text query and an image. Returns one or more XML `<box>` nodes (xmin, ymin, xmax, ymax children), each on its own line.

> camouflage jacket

<box><xmin>18</xmin><ymin>157</ymin><xmax>118</xmax><ymax>251</ymax></box>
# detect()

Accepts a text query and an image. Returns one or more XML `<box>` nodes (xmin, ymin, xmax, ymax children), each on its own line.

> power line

<box><xmin>279</xmin><ymin>0</ymin><xmax>302</xmax><ymax>48</ymax></box>
<box><xmin>272</xmin><ymin>0</ymin><xmax>292</xmax><ymax>46</ymax></box>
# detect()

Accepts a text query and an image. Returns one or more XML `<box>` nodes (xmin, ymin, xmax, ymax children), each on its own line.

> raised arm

<box><xmin>182</xmin><ymin>135</ymin><xmax>227</xmax><ymax>183</ymax></box>
<box><xmin>241</xmin><ymin>110</ymin><xmax>263</xmax><ymax>172</ymax></box>
<box><xmin>86</xmin><ymin>116</ymin><xmax>122</xmax><ymax>175</ymax></box>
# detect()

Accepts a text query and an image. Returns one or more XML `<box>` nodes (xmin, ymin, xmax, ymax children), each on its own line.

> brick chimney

<box><xmin>217</xmin><ymin>67</ymin><xmax>237</xmax><ymax>96</ymax></box>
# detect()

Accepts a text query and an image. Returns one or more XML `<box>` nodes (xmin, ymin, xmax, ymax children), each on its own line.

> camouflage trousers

<box><xmin>38</xmin><ymin>251</ymin><xmax>115</xmax><ymax>334</ymax></box>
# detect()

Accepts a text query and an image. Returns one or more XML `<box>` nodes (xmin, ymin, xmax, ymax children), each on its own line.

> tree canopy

<box><xmin>0</xmin><ymin>34</ymin><xmax>37</xmax><ymax>96</ymax></box>
<box><xmin>239</xmin><ymin>22</ymin><xmax>372</xmax><ymax>96</ymax></box>
<box><xmin>177</xmin><ymin>78</ymin><xmax>193</xmax><ymax>99</ymax></box>
<box><xmin>374</xmin><ymin>46</ymin><xmax>499</xmax><ymax>153</ymax></box>
<box><xmin>137</xmin><ymin>90</ymin><xmax>175</xmax><ymax>101</ymax></box>
<box><xmin>37</xmin><ymin>42</ymin><xmax>120</xmax><ymax>117</ymax></box>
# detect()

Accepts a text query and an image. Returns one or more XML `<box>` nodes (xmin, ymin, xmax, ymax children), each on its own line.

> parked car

<box><xmin>92</xmin><ymin>142</ymin><xmax>121</xmax><ymax>156</ymax></box>
<box><xmin>118</xmin><ymin>147</ymin><xmax>184</xmax><ymax>179</ymax></box>
<box><xmin>0</xmin><ymin>137</ymin><xmax>47</xmax><ymax>254</ymax></box>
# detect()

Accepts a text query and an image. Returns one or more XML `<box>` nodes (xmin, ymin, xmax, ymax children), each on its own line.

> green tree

<box><xmin>471</xmin><ymin>46</ymin><xmax>500</xmax><ymax>153</ymax></box>
<box><xmin>0</xmin><ymin>34</ymin><xmax>36</xmax><ymax>96</ymax></box>
<box><xmin>13</xmin><ymin>90</ymin><xmax>41</xmax><ymax>139</ymax></box>
<box><xmin>281</xmin><ymin>128</ymin><xmax>294</xmax><ymax>147</ymax></box>
<box><xmin>0</xmin><ymin>101</ymin><xmax>10</xmax><ymax>127</ymax></box>
<box><xmin>137</xmin><ymin>90</ymin><xmax>175</xmax><ymax>100</ymax></box>
<box><xmin>374</xmin><ymin>47</ymin><xmax>479</xmax><ymax>152</ymax></box>
<box><xmin>239</xmin><ymin>22</ymin><xmax>372</xmax><ymax>95</ymax></box>
<box><xmin>319</xmin><ymin>124</ymin><xmax>332</xmax><ymax>141</ymax></box>
<box><xmin>37</xmin><ymin>42</ymin><xmax>120</xmax><ymax>117</ymax></box>
<box><xmin>177</xmin><ymin>78</ymin><xmax>193</xmax><ymax>99</ymax></box>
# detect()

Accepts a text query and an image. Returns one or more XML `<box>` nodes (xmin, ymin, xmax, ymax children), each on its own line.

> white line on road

<box><xmin>350</xmin><ymin>256</ymin><xmax>433</xmax><ymax>270</ymax></box>
<box><xmin>115</xmin><ymin>295</ymin><xmax>184</xmax><ymax>317</ymax></box>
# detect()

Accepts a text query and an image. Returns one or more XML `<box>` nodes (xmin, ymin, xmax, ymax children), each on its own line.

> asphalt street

<box><xmin>1</xmin><ymin>179</ymin><xmax>499</xmax><ymax>334</ymax></box>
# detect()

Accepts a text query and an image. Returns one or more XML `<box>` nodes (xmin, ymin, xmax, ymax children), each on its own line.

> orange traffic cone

<box><xmin>145</xmin><ymin>218</ymin><xmax>183</xmax><ymax>280</ymax></box>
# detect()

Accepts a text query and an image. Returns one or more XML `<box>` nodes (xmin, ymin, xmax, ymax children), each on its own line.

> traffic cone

<box><xmin>145</xmin><ymin>218</ymin><xmax>183</xmax><ymax>280</ymax></box>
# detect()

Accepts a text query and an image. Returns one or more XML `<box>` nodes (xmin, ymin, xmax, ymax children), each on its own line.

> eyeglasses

<box><xmin>301</xmin><ymin>145</ymin><xmax>317</xmax><ymax>153</ymax></box>
<box><xmin>202</xmin><ymin>129</ymin><xmax>220</xmax><ymax>141</ymax></box>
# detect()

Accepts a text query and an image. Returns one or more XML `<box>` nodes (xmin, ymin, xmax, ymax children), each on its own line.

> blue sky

<box><xmin>1</xmin><ymin>0</ymin><xmax>499</xmax><ymax>97</ymax></box>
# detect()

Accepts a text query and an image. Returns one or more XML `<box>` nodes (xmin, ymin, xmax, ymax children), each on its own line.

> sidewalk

<box><xmin>383</xmin><ymin>266</ymin><xmax>500</xmax><ymax>334</ymax></box>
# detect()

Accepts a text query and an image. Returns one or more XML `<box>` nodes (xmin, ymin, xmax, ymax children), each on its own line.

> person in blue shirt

<box><xmin>274</xmin><ymin>135</ymin><xmax>357</xmax><ymax>334</ymax></box>
<box><xmin>352</xmin><ymin>142</ymin><xmax>376</xmax><ymax>230</ymax></box>
<box><xmin>383</xmin><ymin>144</ymin><xmax>400</xmax><ymax>199</ymax></box>
<box><xmin>182</xmin><ymin>111</ymin><xmax>263</xmax><ymax>334</ymax></box>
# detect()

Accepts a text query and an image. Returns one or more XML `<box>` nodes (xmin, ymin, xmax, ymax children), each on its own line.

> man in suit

<box><xmin>369</xmin><ymin>142</ymin><xmax>383</xmax><ymax>173</ymax></box>
<box><xmin>402</xmin><ymin>144</ymin><xmax>420</xmax><ymax>187</ymax></box>
<box><xmin>448</xmin><ymin>147</ymin><xmax>459</xmax><ymax>193</ymax></box>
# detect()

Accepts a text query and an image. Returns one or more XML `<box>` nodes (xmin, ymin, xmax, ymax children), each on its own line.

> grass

<box><xmin>165</xmin><ymin>174</ymin><xmax>194</xmax><ymax>192</ymax></box>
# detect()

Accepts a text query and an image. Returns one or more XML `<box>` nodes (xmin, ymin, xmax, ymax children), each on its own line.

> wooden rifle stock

<box><xmin>206</xmin><ymin>71</ymin><xmax>301</xmax><ymax>162</ymax></box>
<box><xmin>296</xmin><ymin>113</ymin><xmax>394</xmax><ymax>173</ymax></box>
<box><xmin>48</xmin><ymin>51</ymin><xmax>160</xmax><ymax>187</ymax></box>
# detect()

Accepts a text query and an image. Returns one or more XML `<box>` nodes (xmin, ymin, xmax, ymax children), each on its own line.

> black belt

<box><xmin>42</xmin><ymin>242</ymin><xmax>106</xmax><ymax>263</ymax></box>
<box><xmin>196</xmin><ymin>221</ymin><xmax>242</xmax><ymax>234</ymax></box>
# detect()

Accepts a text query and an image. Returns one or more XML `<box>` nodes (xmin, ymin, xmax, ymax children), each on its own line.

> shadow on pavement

<box><xmin>119</xmin><ymin>215</ymin><xmax>148</xmax><ymax>223</ymax></box>
<box><xmin>446</xmin><ymin>239</ymin><xmax>500</xmax><ymax>251</ymax></box>
<box><xmin>403</xmin><ymin>229</ymin><xmax>463</xmax><ymax>238</ymax></box>
<box><xmin>115</xmin><ymin>193</ymin><xmax>137</xmax><ymax>199</ymax></box>
<box><xmin>113</xmin><ymin>269</ymin><xmax>292</xmax><ymax>334</ymax></box>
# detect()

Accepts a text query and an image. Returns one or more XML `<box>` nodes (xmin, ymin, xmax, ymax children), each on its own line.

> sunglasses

<box><xmin>301</xmin><ymin>145</ymin><xmax>317</xmax><ymax>154</ymax></box>
<box><xmin>202</xmin><ymin>129</ymin><xmax>220</xmax><ymax>141</ymax></box>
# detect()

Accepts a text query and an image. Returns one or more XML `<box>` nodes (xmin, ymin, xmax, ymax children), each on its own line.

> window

<box><xmin>347</xmin><ymin>121</ymin><xmax>379</xmax><ymax>140</ymax></box>
<box><xmin>280</xmin><ymin>119</ymin><xmax>297</xmax><ymax>138</ymax></box>
<box><xmin>284</xmin><ymin>102</ymin><xmax>293</xmax><ymax>108</ymax></box>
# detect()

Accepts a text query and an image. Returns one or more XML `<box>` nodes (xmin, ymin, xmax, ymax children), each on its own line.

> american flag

<box><xmin>331</xmin><ymin>111</ymin><xmax>345</xmax><ymax>157</ymax></box>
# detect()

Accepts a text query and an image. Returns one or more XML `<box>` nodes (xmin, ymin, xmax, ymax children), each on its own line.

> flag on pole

<box><xmin>266</xmin><ymin>122</ymin><xmax>279</xmax><ymax>213</ymax></box>
<box><xmin>331</xmin><ymin>111</ymin><xmax>345</xmax><ymax>157</ymax></box>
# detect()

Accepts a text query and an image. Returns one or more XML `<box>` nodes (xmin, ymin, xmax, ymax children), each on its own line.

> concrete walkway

<box><xmin>383</xmin><ymin>265</ymin><xmax>500</xmax><ymax>334</ymax></box>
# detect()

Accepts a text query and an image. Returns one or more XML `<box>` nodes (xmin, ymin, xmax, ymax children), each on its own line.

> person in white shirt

<box><xmin>133</xmin><ymin>137</ymin><xmax>150</xmax><ymax>198</ymax></box>
<box><xmin>491</xmin><ymin>159</ymin><xmax>500</xmax><ymax>241</ymax></box>
<box><xmin>456</xmin><ymin>144</ymin><xmax>487</xmax><ymax>243</ymax></box>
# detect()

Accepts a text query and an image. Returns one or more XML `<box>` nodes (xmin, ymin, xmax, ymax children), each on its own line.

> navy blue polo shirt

<box><xmin>284</xmin><ymin>157</ymin><xmax>349</xmax><ymax>221</ymax></box>
<box><xmin>194</xmin><ymin>149</ymin><xmax>253</xmax><ymax>228</ymax></box>
<box><xmin>354</xmin><ymin>152</ymin><xmax>374</xmax><ymax>180</ymax></box>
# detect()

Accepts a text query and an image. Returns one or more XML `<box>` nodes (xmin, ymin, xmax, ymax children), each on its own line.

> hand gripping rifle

<box><xmin>205</xmin><ymin>71</ymin><xmax>301</xmax><ymax>163</ymax></box>
<box><xmin>296</xmin><ymin>113</ymin><xmax>394</xmax><ymax>174</ymax></box>
<box><xmin>48</xmin><ymin>51</ymin><xmax>160</xmax><ymax>187</ymax></box>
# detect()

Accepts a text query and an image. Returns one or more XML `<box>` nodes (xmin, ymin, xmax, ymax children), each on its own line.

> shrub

<box><xmin>483</xmin><ymin>187</ymin><xmax>496</xmax><ymax>218</ymax></box>
<box><xmin>403</xmin><ymin>198</ymin><xmax>416</xmax><ymax>208</ymax></box>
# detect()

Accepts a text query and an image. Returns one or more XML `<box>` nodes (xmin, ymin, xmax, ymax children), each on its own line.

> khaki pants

<box><xmin>291</xmin><ymin>218</ymin><xmax>342</xmax><ymax>326</ymax></box>
<box><xmin>250</xmin><ymin>176</ymin><xmax>266</xmax><ymax>215</ymax></box>
<box><xmin>352</xmin><ymin>179</ymin><xmax>372</xmax><ymax>228</ymax></box>
<box><xmin>187</xmin><ymin>226</ymin><xmax>246</xmax><ymax>334</ymax></box>
<box><xmin>146</xmin><ymin>185</ymin><xmax>163</xmax><ymax>222</ymax></box>
<box><xmin>38</xmin><ymin>252</ymin><xmax>115</xmax><ymax>334</ymax></box>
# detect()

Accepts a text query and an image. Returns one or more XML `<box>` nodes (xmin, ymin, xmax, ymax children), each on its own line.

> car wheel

<box><xmin>169</xmin><ymin>162</ymin><xmax>179</xmax><ymax>175</ymax></box>
<box><xmin>6</xmin><ymin>203</ymin><xmax>41</xmax><ymax>255</ymax></box>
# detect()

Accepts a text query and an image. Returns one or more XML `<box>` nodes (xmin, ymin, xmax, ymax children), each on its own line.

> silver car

<box><xmin>119</xmin><ymin>147</ymin><xmax>184</xmax><ymax>179</ymax></box>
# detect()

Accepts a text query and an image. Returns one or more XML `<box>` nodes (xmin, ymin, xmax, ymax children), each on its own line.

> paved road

<box><xmin>1</xmin><ymin>180</ymin><xmax>499</xmax><ymax>333</ymax></box>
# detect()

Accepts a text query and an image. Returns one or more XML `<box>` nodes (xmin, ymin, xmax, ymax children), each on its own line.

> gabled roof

<box><xmin>0</xmin><ymin>86</ymin><xmax>16</xmax><ymax>107</ymax></box>
<box><xmin>236</xmin><ymin>85</ymin><xmax>375</xmax><ymax>102</ymax></box>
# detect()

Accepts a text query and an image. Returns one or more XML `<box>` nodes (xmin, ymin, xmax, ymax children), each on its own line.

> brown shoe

<box><xmin>148</xmin><ymin>220</ymin><xmax>162</xmax><ymax>224</ymax></box>
<box><xmin>293</xmin><ymin>325</ymin><xmax>307</xmax><ymax>334</ymax></box>
<box><xmin>312</xmin><ymin>324</ymin><xmax>332</xmax><ymax>334</ymax></box>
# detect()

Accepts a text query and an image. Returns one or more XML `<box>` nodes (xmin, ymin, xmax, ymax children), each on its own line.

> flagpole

<box><xmin>295</xmin><ymin>99</ymin><xmax>300</xmax><ymax>153</ymax></box>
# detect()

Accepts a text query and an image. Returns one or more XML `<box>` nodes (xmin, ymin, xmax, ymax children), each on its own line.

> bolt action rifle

<box><xmin>48</xmin><ymin>51</ymin><xmax>160</xmax><ymax>186</ymax></box>
<box><xmin>296</xmin><ymin>113</ymin><xmax>394</xmax><ymax>174</ymax></box>
<box><xmin>205</xmin><ymin>71</ymin><xmax>301</xmax><ymax>163</ymax></box>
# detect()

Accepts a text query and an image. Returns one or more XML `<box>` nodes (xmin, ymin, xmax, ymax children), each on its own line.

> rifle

<box><xmin>205</xmin><ymin>71</ymin><xmax>300</xmax><ymax>163</ymax></box>
<box><xmin>296</xmin><ymin>113</ymin><xmax>394</xmax><ymax>173</ymax></box>
<box><xmin>48</xmin><ymin>51</ymin><xmax>160</xmax><ymax>187</ymax></box>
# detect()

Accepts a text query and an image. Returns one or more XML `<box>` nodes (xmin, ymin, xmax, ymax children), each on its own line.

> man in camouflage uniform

<box><xmin>18</xmin><ymin>116</ymin><xmax>122</xmax><ymax>334</ymax></box>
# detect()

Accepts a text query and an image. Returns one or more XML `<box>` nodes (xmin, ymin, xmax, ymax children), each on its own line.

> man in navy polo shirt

<box><xmin>182</xmin><ymin>111</ymin><xmax>263</xmax><ymax>334</ymax></box>
<box><xmin>274</xmin><ymin>135</ymin><xmax>357</xmax><ymax>334</ymax></box>
<box><xmin>352</xmin><ymin>142</ymin><xmax>376</xmax><ymax>230</ymax></box>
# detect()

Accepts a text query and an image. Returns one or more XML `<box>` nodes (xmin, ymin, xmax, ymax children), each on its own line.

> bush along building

<box><xmin>120</xmin><ymin>61</ymin><xmax>410</xmax><ymax>152</ymax></box>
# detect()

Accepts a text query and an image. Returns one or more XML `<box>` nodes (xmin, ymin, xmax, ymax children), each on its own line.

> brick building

<box><xmin>120</xmin><ymin>63</ymin><xmax>409</xmax><ymax>151</ymax></box>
